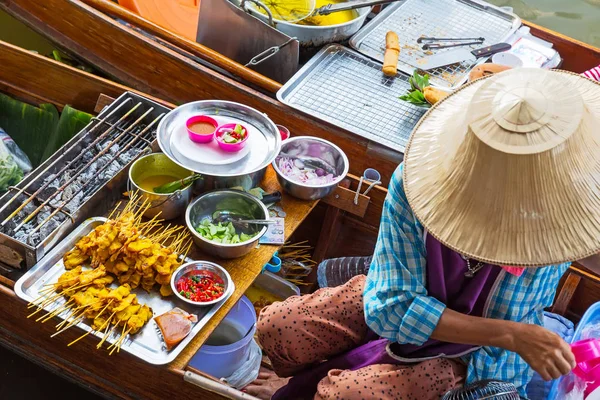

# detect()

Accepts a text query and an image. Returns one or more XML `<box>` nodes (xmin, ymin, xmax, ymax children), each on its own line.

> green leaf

<box><xmin>0</xmin><ymin>93</ymin><xmax>93</xmax><ymax>168</ymax></box>
<box><xmin>0</xmin><ymin>93</ymin><xmax>58</xmax><ymax>166</ymax></box>
<box><xmin>41</xmin><ymin>105</ymin><xmax>92</xmax><ymax>162</ymax></box>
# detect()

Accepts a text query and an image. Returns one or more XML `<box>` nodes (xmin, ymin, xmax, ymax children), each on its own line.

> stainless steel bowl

<box><xmin>272</xmin><ymin>136</ymin><xmax>349</xmax><ymax>200</ymax></box>
<box><xmin>185</xmin><ymin>189</ymin><xmax>269</xmax><ymax>259</ymax></box>
<box><xmin>129</xmin><ymin>153</ymin><xmax>194</xmax><ymax>220</ymax></box>
<box><xmin>171</xmin><ymin>261</ymin><xmax>232</xmax><ymax>306</ymax></box>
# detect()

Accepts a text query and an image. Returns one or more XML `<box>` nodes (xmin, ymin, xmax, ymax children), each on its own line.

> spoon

<box><xmin>211</xmin><ymin>211</ymin><xmax>275</xmax><ymax>226</ymax></box>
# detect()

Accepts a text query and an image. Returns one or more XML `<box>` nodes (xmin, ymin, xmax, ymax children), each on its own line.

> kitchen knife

<box><xmin>419</xmin><ymin>43</ymin><xmax>512</xmax><ymax>71</ymax></box>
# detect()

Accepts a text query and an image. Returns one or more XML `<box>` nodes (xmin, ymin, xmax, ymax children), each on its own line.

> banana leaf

<box><xmin>0</xmin><ymin>93</ymin><xmax>58</xmax><ymax>166</ymax></box>
<box><xmin>0</xmin><ymin>93</ymin><xmax>92</xmax><ymax>167</ymax></box>
<box><xmin>41</xmin><ymin>105</ymin><xmax>92</xmax><ymax>162</ymax></box>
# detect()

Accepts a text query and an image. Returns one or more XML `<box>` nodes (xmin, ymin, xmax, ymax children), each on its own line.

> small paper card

<box><xmin>259</xmin><ymin>218</ymin><xmax>285</xmax><ymax>245</ymax></box>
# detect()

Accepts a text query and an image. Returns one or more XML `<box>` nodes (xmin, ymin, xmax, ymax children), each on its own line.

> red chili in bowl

<box><xmin>176</xmin><ymin>270</ymin><xmax>225</xmax><ymax>302</ymax></box>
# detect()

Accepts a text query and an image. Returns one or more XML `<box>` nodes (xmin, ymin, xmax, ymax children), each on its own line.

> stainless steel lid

<box><xmin>157</xmin><ymin>100</ymin><xmax>281</xmax><ymax>176</ymax></box>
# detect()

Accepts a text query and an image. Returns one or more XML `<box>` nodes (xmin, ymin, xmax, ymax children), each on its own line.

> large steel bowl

<box><xmin>171</xmin><ymin>261</ymin><xmax>232</xmax><ymax>306</ymax></box>
<box><xmin>272</xmin><ymin>136</ymin><xmax>349</xmax><ymax>200</ymax></box>
<box><xmin>185</xmin><ymin>189</ymin><xmax>269</xmax><ymax>259</ymax></box>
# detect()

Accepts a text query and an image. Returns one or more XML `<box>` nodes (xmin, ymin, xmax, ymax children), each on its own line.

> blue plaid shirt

<box><xmin>364</xmin><ymin>164</ymin><xmax>569</xmax><ymax>398</ymax></box>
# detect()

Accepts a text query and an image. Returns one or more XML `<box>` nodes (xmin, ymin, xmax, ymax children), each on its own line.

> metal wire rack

<box><xmin>442</xmin><ymin>380</ymin><xmax>520</xmax><ymax>400</ymax></box>
<box><xmin>350</xmin><ymin>0</ymin><xmax>520</xmax><ymax>89</ymax></box>
<box><xmin>277</xmin><ymin>45</ymin><xmax>427</xmax><ymax>152</ymax></box>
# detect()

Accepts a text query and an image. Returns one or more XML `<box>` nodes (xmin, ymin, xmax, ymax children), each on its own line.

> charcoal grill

<box><xmin>0</xmin><ymin>91</ymin><xmax>171</xmax><ymax>269</ymax></box>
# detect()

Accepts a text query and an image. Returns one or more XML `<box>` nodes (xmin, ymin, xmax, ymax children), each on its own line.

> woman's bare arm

<box><xmin>430</xmin><ymin>308</ymin><xmax>576</xmax><ymax>381</ymax></box>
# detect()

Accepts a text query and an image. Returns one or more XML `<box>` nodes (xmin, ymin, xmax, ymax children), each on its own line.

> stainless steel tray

<box><xmin>157</xmin><ymin>100</ymin><xmax>281</xmax><ymax>176</ymax></box>
<box><xmin>277</xmin><ymin>45</ymin><xmax>427</xmax><ymax>152</ymax></box>
<box><xmin>350</xmin><ymin>0</ymin><xmax>521</xmax><ymax>89</ymax></box>
<box><xmin>14</xmin><ymin>217</ymin><xmax>235</xmax><ymax>365</ymax></box>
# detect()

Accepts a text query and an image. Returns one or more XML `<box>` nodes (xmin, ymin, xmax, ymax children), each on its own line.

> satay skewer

<box><xmin>109</xmin><ymin>327</ymin><xmax>131</xmax><ymax>355</ymax></box>
<box><xmin>98</xmin><ymin>322</ymin><xmax>119</xmax><ymax>349</ymax></box>
<box><xmin>107</xmin><ymin>323</ymin><xmax>128</xmax><ymax>352</ymax></box>
<box><xmin>55</xmin><ymin>306</ymin><xmax>88</xmax><ymax>330</ymax></box>
<box><xmin>51</xmin><ymin>315</ymin><xmax>85</xmax><ymax>338</ymax></box>
<box><xmin>96</xmin><ymin>312</ymin><xmax>117</xmax><ymax>349</ymax></box>
<box><xmin>37</xmin><ymin>299</ymin><xmax>75</xmax><ymax>322</ymax></box>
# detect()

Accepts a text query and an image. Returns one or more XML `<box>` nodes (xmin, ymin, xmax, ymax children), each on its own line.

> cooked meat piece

<box><xmin>154</xmin><ymin>307</ymin><xmax>198</xmax><ymax>351</ymax></box>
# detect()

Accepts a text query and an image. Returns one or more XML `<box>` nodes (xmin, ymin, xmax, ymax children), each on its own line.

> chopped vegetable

<box><xmin>195</xmin><ymin>219</ymin><xmax>258</xmax><ymax>244</ymax></box>
<box><xmin>219</xmin><ymin>124</ymin><xmax>247</xmax><ymax>144</ymax></box>
<box><xmin>175</xmin><ymin>271</ymin><xmax>225</xmax><ymax>303</ymax></box>
<box><xmin>276</xmin><ymin>156</ymin><xmax>336</xmax><ymax>185</ymax></box>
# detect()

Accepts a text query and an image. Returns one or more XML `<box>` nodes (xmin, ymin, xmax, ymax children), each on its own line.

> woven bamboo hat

<box><xmin>403</xmin><ymin>68</ymin><xmax>600</xmax><ymax>267</ymax></box>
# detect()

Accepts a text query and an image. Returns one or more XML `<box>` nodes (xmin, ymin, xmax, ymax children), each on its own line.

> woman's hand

<box><xmin>510</xmin><ymin>324</ymin><xmax>576</xmax><ymax>381</ymax></box>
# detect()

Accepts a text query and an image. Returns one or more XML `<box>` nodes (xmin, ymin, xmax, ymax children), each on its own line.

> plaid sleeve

<box><xmin>363</xmin><ymin>164</ymin><xmax>446</xmax><ymax>345</ymax></box>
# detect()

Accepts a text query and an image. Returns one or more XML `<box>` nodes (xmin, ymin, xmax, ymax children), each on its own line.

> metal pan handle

<box><xmin>240</xmin><ymin>0</ymin><xmax>274</xmax><ymax>26</ymax></box>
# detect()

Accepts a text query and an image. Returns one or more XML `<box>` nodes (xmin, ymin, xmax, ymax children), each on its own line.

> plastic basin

<box><xmin>189</xmin><ymin>295</ymin><xmax>256</xmax><ymax>378</ymax></box>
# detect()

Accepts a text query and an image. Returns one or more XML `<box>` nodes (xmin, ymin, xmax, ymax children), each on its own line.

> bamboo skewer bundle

<box><xmin>277</xmin><ymin>241</ymin><xmax>316</xmax><ymax>287</ymax></box>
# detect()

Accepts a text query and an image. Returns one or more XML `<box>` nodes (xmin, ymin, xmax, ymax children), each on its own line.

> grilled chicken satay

<box><xmin>127</xmin><ymin>305</ymin><xmax>153</xmax><ymax>334</ymax></box>
<box><xmin>78</xmin><ymin>266</ymin><xmax>107</xmax><ymax>286</ymax></box>
<box><xmin>111</xmin><ymin>294</ymin><xmax>137</xmax><ymax>313</ymax></box>
<box><xmin>63</xmin><ymin>248</ymin><xmax>90</xmax><ymax>270</ymax></box>
<box><xmin>115</xmin><ymin>304</ymin><xmax>141</xmax><ymax>325</ymax></box>
<box><xmin>55</xmin><ymin>266</ymin><xmax>83</xmax><ymax>290</ymax></box>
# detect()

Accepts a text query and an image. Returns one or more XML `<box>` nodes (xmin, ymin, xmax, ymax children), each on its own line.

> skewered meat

<box><xmin>128</xmin><ymin>305</ymin><xmax>153</xmax><ymax>334</ymax></box>
<box><xmin>62</xmin><ymin>209</ymin><xmax>189</xmax><ymax>296</ymax></box>
<box><xmin>63</xmin><ymin>248</ymin><xmax>89</xmax><ymax>270</ymax></box>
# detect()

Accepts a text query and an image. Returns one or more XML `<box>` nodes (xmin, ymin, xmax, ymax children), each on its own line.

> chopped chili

<box><xmin>176</xmin><ymin>270</ymin><xmax>225</xmax><ymax>303</ymax></box>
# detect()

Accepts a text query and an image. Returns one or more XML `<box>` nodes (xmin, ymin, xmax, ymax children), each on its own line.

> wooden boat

<box><xmin>1</xmin><ymin>1</ymin><xmax>600</xmax><ymax>398</ymax></box>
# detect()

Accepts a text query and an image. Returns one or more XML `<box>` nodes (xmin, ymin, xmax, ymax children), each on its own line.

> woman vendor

<box><xmin>246</xmin><ymin>68</ymin><xmax>600</xmax><ymax>399</ymax></box>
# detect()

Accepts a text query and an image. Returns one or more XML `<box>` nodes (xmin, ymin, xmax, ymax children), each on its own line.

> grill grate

<box><xmin>350</xmin><ymin>0</ymin><xmax>519</xmax><ymax>89</ymax></box>
<box><xmin>277</xmin><ymin>45</ymin><xmax>427</xmax><ymax>152</ymax></box>
<box><xmin>0</xmin><ymin>92</ymin><xmax>168</xmax><ymax>267</ymax></box>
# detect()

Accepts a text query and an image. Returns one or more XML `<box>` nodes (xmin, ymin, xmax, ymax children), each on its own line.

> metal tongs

<box><xmin>417</xmin><ymin>36</ymin><xmax>485</xmax><ymax>50</ymax></box>
<box><xmin>315</xmin><ymin>0</ymin><xmax>401</xmax><ymax>15</ymax></box>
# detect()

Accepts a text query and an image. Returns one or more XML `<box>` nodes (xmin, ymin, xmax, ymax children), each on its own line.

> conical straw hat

<box><xmin>403</xmin><ymin>68</ymin><xmax>600</xmax><ymax>267</ymax></box>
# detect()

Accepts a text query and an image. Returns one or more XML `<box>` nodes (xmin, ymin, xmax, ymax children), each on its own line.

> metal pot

<box><xmin>185</xmin><ymin>189</ymin><xmax>269</xmax><ymax>259</ymax></box>
<box><xmin>235</xmin><ymin>0</ymin><xmax>372</xmax><ymax>47</ymax></box>
<box><xmin>128</xmin><ymin>153</ymin><xmax>194</xmax><ymax>220</ymax></box>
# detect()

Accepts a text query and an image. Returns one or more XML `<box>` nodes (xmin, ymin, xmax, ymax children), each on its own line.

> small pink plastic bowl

<box><xmin>215</xmin><ymin>123</ymin><xmax>249</xmax><ymax>153</ymax></box>
<box><xmin>277</xmin><ymin>125</ymin><xmax>291</xmax><ymax>141</ymax></box>
<box><xmin>186</xmin><ymin>115</ymin><xmax>218</xmax><ymax>143</ymax></box>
